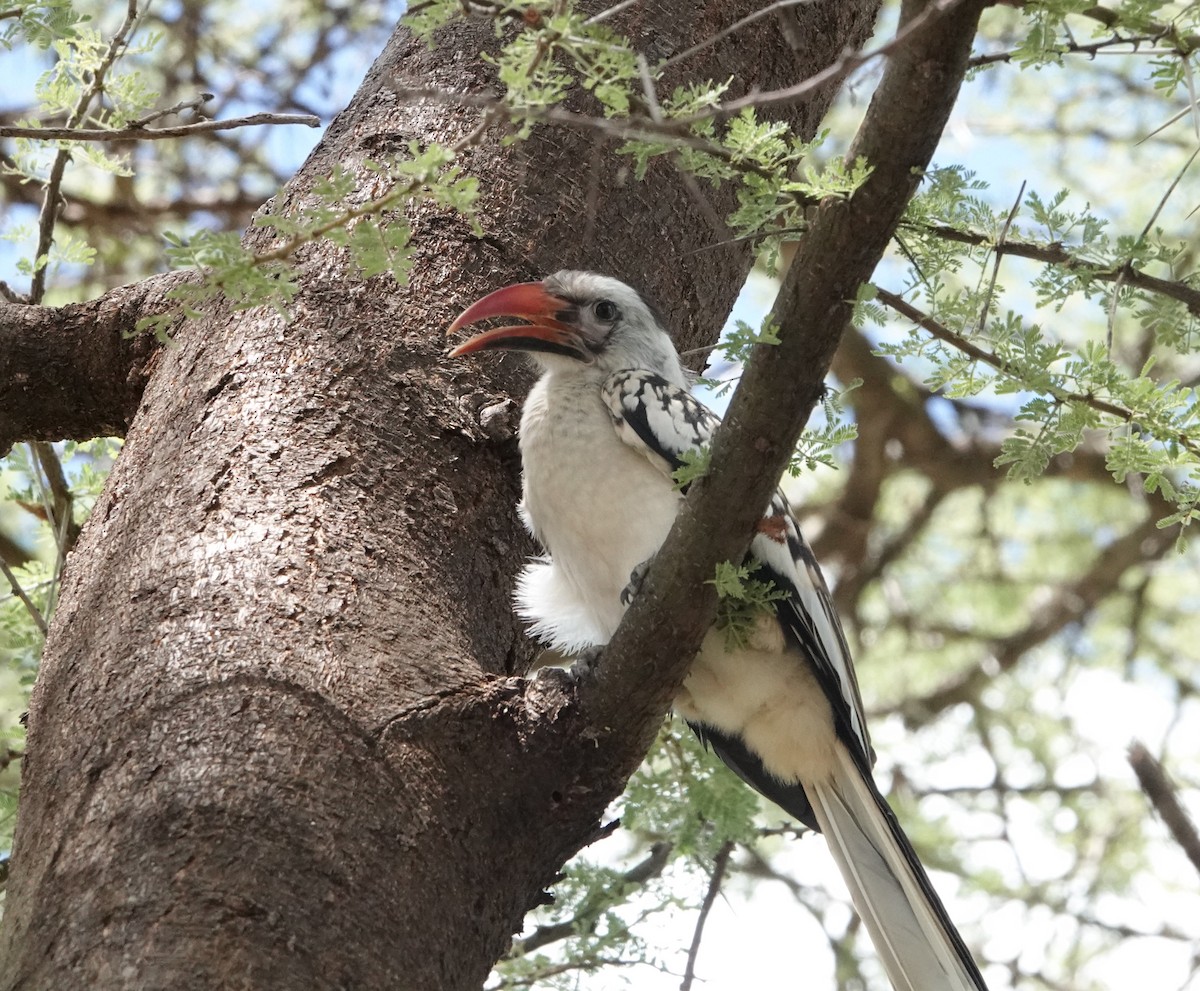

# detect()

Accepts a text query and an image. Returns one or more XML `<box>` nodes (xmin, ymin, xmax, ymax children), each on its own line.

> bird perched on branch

<box><xmin>447</xmin><ymin>270</ymin><xmax>988</xmax><ymax>991</ymax></box>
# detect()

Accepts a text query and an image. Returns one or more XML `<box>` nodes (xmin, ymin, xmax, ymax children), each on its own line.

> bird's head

<box><xmin>446</xmin><ymin>270</ymin><xmax>686</xmax><ymax>384</ymax></box>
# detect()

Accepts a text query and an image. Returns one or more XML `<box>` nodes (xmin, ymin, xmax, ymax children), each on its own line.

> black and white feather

<box><xmin>604</xmin><ymin>367</ymin><xmax>872</xmax><ymax>763</ymax></box>
<box><xmin>603</xmin><ymin>367</ymin><xmax>986</xmax><ymax>991</ymax></box>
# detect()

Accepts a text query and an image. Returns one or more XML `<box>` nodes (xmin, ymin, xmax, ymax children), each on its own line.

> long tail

<box><xmin>808</xmin><ymin>743</ymin><xmax>988</xmax><ymax>991</ymax></box>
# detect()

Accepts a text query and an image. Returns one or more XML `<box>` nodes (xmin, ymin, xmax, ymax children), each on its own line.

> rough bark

<box><xmin>0</xmin><ymin>5</ymin><xmax>881</xmax><ymax>990</ymax></box>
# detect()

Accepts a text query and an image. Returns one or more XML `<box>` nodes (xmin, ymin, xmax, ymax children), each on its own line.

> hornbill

<box><xmin>447</xmin><ymin>271</ymin><xmax>988</xmax><ymax>991</ymax></box>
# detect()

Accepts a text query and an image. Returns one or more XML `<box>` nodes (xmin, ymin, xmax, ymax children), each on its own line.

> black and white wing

<box><xmin>601</xmin><ymin>367</ymin><xmax>989</xmax><ymax>991</ymax></box>
<box><xmin>601</xmin><ymin>368</ymin><xmax>873</xmax><ymax>771</ymax></box>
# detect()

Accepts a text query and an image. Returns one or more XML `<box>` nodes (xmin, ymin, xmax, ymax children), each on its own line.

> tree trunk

<box><xmin>0</xmin><ymin>6</ymin><xmax>881</xmax><ymax>988</ymax></box>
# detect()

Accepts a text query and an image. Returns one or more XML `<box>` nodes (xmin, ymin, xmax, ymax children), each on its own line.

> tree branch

<box><xmin>658</xmin><ymin>0</ymin><xmax>828</xmax><ymax>71</ymax></box>
<box><xmin>582</xmin><ymin>0</ymin><xmax>987</xmax><ymax>759</ymax></box>
<box><xmin>679</xmin><ymin>840</ymin><xmax>733</xmax><ymax>991</ymax></box>
<box><xmin>0</xmin><ymin>557</ymin><xmax>47</xmax><ymax>635</ymax></box>
<box><xmin>918</xmin><ymin>222</ymin><xmax>1200</xmax><ymax>316</ymax></box>
<box><xmin>30</xmin><ymin>442</ymin><xmax>79</xmax><ymax>556</ymax></box>
<box><xmin>28</xmin><ymin>0</ymin><xmax>141</xmax><ymax>305</ymax></box>
<box><xmin>0</xmin><ymin>112</ymin><xmax>321</xmax><ymax>142</ymax></box>
<box><xmin>813</xmin><ymin>325</ymin><xmax>995</xmax><ymax>574</ymax></box>
<box><xmin>0</xmin><ymin>273</ymin><xmax>183</xmax><ymax>452</ymax></box>
<box><xmin>1079</xmin><ymin>4</ymin><xmax>1200</xmax><ymax>55</ymax></box>
<box><xmin>1129</xmin><ymin>741</ymin><xmax>1200</xmax><ymax>880</ymax></box>
<box><xmin>968</xmin><ymin>31</ymin><xmax>1191</xmax><ymax>68</ymax></box>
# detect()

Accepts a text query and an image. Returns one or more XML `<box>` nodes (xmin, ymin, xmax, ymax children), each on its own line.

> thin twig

<box><xmin>0</xmin><ymin>280</ymin><xmax>27</xmax><ymax>303</ymax></box>
<box><xmin>29</xmin><ymin>0</ymin><xmax>141</xmax><ymax>304</ymax></box>
<box><xmin>248</xmin><ymin>114</ymin><xmax>492</xmax><ymax>267</ymax></box>
<box><xmin>687</xmin><ymin>215</ymin><xmax>1200</xmax><ymax>316</ymax></box>
<box><xmin>393</xmin><ymin>2</ymin><xmax>977</xmax><ymax>181</ymax></box>
<box><xmin>510</xmin><ymin>841</ymin><xmax>674</xmax><ymax>956</ymax></box>
<box><xmin>873</xmin><ymin>286</ymin><xmax>1200</xmax><ymax>459</ymax></box>
<box><xmin>129</xmin><ymin>92</ymin><xmax>214</xmax><ymax>127</ymax></box>
<box><xmin>918</xmin><ymin>222</ymin><xmax>1200</xmax><ymax>315</ymax></box>
<box><xmin>584</xmin><ymin>0</ymin><xmax>643</xmax><ymax>25</ymax></box>
<box><xmin>0</xmin><ymin>558</ymin><xmax>48</xmax><ymax>636</ymax></box>
<box><xmin>30</xmin><ymin>441</ymin><xmax>76</xmax><ymax>617</ymax></box>
<box><xmin>1129</xmin><ymin>741</ymin><xmax>1200</xmax><ymax>880</ymax></box>
<box><xmin>1137</xmin><ymin>102</ymin><xmax>1200</xmax><ymax>146</ymax></box>
<box><xmin>657</xmin><ymin>0</ymin><xmax>823</xmax><ymax>71</ymax></box>
<box><xmin>405</xmin><ymin>75</ymin><xmax>1200</xmax><ymax>322</ymax></box>
<box><xmin>485</xmin><ymin>956</ymin><xmax>639</xmax><ymax>990</ymax></box>
<box><xmin>31</xmin><ymin>441</ymin><xmax>73</xmax><ymax>546</ymax></box>
<box><xmin>1109</xmin><ymin>145</ymin><xmax>1200</xmax><ymax>344</ymax></box>
<box><xmin>675</xmin><ymin>0</ymin><xmax>973</xmax><ymax>124</ymax></box>
<box><xmin>1079</xmin><ymin>5</ymin><xmax>1200</xmax><ymax>53</ymax></box>
<box><xmin>969</xmin><ymin>33</ymin><xmax>1187</xmax><ymax>68</ymax></box>
<box><xmin>0</xmin><ymin>112</ymin><xmax>321</xmax><ymax>142</ymax></box>
<box><xmin>976</xmin><ymin>179</ymin><xmax>1025</xmax><ymax>337</ymax></box>
<box><xmin>679</xmin><ymin>840</ymin><xmax>734</xmax><ymax>991</ymax></box>
<box><xmin>1181</xmin><ymin>52</ymin><xmax>1199</xmax><ymax>140</ymax></box>
<box><xmin>635</xmin><ymin>51</ymin><xmax>728</xmax><ymax>238</ymax></box>
<box><xmin>390</xmin><ymin>85</ymin><xmax>790</xmax><ymax>189</ymax></box>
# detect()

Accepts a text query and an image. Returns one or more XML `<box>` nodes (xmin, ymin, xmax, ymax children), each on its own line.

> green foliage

<box><xmin>621</xmin><ymin>723</ymin><xmax>763</xmax><ymax>855</ymax></box>
<box><xmin>999</xmin><ymin>0</ymin><xmax>1200</xmax><ymax>74</ymax></box>
<box><xmin>137</xmin><ymin>148</ymin><xmax>481</xmax><ymax>339</ymax></box>
<box><xmin>401</xmin><ymin>0</ymin><xmax>465</xmax><ymax>44</ymax></box>
<box><xmin>494</xmin><ymin>853</ymin><xmax>670</xmax><ymax>990</ymax></box>
<box><xmin>698</xmin><ymin>315</ymin><xmax>783</xmax><ymax>399</ymax></box>
<box><xmin>492</xmin><ymin>722</ymin><xmax>762</xmax><ymax>989</ymax></box>
<box><xmin>621</xmin><ymin>106</ymin><xmax>870</xmax><ymax>271</ymax></box>
<box><xmin>38</xmin><ymin>25</ymin><xmax>160</xmax><ymax>123</ymax></box>
<box><xmin>491</xmin><ymin>8</ymin><xmax>639</xmax><ymax>117</ymax></box>
<box><xmin>3</xmin><ymin>13</ymin><xmax>159</xmax><ymax>227</ymax></box>
<box><xmin>717</xmin><ymin>316</ymin><xmax>782</xmax><ymax>368</ymax></box>
<box><xmin>0</xmin><ymin>1</ymin><xmax>81</xmax><ymax>51</ymax></box>
<box><xmin>877</xmin><ymin>166</ymin><xmax>1200</xmax><ymax>533</ymax></box>
<box><xmin>1</xmin><ymin>224</ymin><xmax>96</xmax><ymax>279</ymax></box>
<box><xmin>708</xmin><ymin>562</ymin><xmax>788</xmax><ymax>651</ymax></box>
<box><xmin>669</xmin><ymin>446</ymin><xmax>711</xmax><ymax>492</ymax></box>
<box><xmin>791</xmin><ymin>379</ymin><xmax>861</xmax><ymax>475</ymax></box>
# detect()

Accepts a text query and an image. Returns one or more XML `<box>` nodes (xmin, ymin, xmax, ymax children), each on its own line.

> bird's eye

<box><xmin>593</xmin><ymin>300</ymin><xmax>619</xmax><ymax>322</ymax></box>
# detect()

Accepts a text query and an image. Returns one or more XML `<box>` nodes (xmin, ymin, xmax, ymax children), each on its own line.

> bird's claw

<box><xmin>568</xmin><ymin>646</ymin><xmax>603</xmax><ymax>682</ymax></box>
<box><xmin>620</xmin><ymin>558</ymin><xmax>653</xmax><ymax>606</ymax></box>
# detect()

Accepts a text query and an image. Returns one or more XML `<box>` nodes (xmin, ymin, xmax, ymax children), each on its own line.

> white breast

<box><xmin>515</xmin><ymin>374</ymin><xmax>681</xmax><ymax>652</ymax></box>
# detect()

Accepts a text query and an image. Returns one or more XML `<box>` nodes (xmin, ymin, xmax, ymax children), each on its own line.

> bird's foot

<box><xmin>620</xmin><ymin>558</ymin><xmax>653</xmax><ymax>607</ymax></box>
<box><xmin>568</xmin><ymin>645</ymin><xmax>603</xmax><ymax>682</ymax></box>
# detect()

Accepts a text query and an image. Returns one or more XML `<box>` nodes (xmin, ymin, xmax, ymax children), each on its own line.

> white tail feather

<box><xmin>808</xmin><ymin>744</ymin><xmax>985</xmax><ymax>991</ymax></box>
